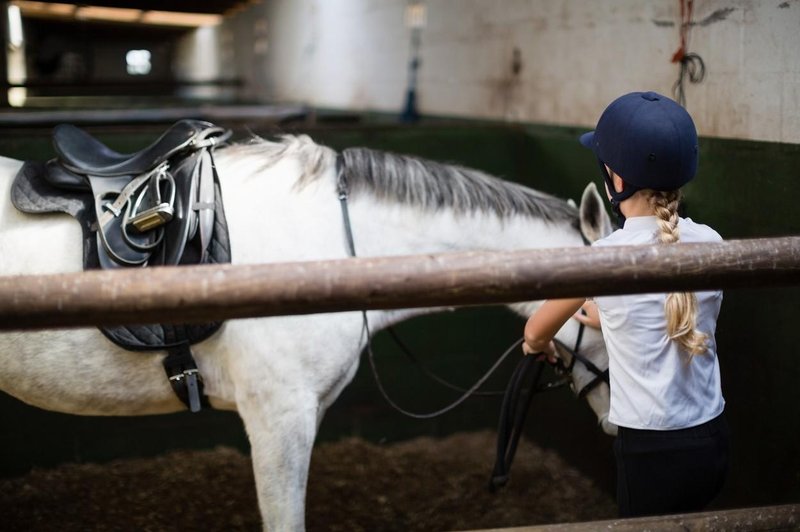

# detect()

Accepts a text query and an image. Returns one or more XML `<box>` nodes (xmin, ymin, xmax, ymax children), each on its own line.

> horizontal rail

<box><xmin>0</xmin><ymin>236</ymin><xmax>798</xmax><ymax>331</ymax></box>
<box><xmin>467</xmin><ymin>503</ymin><xmax>800</xmax><ymax>531</ymax></box>
<box><xmin>0</xmin><ymin>104</ymin><xmax>308</xmax><ymax>126</ymax></box>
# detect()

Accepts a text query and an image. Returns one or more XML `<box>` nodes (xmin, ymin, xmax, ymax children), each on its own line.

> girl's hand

<box><xmin>522</xmin><ymin>339</ymin><xmax>558</xmax><ymax>364</ymax></box>
<box><xmin>573</xmin><ymin>300</ymin><xmax>601</xmax><ymax>329</ymax></box>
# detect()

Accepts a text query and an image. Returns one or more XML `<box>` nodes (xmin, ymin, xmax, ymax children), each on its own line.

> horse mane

<box><xmin>220</xmin><ymin>135</ymin><xmax>577</xmax><ymax>223</ymax></box>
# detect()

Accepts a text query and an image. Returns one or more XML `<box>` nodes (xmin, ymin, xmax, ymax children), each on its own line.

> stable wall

<box><xmin>223</xmin><ymin>0</ymin><xmax>800</xmax><ymax>144</ymax></box>
<box><xmin>310</xmin><ymin>123</ymin><xmax>800</xmax><ymax>509</ymax></box>
<box><xmin>0</xmin><ymin>122</ymin><xmax>797</xmax><ymax>512</ymax></box>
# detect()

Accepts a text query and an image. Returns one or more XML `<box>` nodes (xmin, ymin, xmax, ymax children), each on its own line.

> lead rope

<box><xmin>336</xmin><ymin>154</ymin><xmax>522</xmax><ymax>419</ymax></box>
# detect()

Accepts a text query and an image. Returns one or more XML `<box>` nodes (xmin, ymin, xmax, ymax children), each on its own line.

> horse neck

<box><xmin>347</xmin><ymin>197</ymin><xmax>582</xmax><ymax>329</ymax></box>
<box><xmin>347</xmin><ymin>197</ymin><xmax>584</xmax><ymax>258</ymax></box>
<box><xmin>216</xmin><ymin>143</ymin><xmax>582</xmax><ymax>325</ymax></box>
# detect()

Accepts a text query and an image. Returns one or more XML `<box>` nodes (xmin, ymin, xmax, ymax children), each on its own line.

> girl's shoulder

<box><xmin>591</xmin><ymin>230</ymin><xmax>628</xmax><ymax>247</ymax></box>
<box><xmin>591</xmin><ymin>216</ymin><xmax>722</xmax><ymax>247</ymax></box>
<box><xmin>678</xmin><ymin>217</ymin><xmax>723</xmax><ymax>243</ymax></box>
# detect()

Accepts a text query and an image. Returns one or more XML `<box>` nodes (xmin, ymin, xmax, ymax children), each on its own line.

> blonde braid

<box><xmin>648</xmin><ymin>190</ymin><xmax>709</xmax><ymax>357</ymax></box>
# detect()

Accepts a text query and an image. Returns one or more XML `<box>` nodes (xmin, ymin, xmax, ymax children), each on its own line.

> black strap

<box><xmin>489</xmin><ymin>355</ymin><xmax>544</xmax><ymax>491</ymax></box>
<box><xmin>162</xmin><ymin>342</ymin><xmax>209</xmax><ymax>413</ymax></box>
<box><xmin>363</xmin><ymin>318</ymin><xmax>521</xmax><ymax>419</ymax></box>
<box><xmin>598</xmin><ymin>158</ymin><xmax>639</xmax><ymax>225</ymax></box>
<box><xmin>553</xmin><ymin>333</ymin><xmax>610</xmax><ymax>400</ymax></box>
<box><xmin>336</xmin><ymin>154</ymin><xmax>357</xmax><ymax>257</ymax></box>
<box><xmin>386</xmin><ymin>327</ymin><xmax>505</xmax><ymax>397</ymax></box>
<box><xmin>336</xmin><ymin>154</ymin><xmax>522</xmax><ymax>419</ymax></box>
<box><xmin>490</xmin><ymin>321</ymin><xmax>604</xmax><ymax>491</ymax></box>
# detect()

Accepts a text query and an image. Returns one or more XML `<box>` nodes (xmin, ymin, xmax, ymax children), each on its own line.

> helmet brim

<box><xmin>579</xmin><ymin>131</ymin><xmax>595</xmax><ymax>150</ymax></box>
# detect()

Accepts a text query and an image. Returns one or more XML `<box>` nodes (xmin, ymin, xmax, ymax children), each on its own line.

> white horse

<box><xmin>0</xmin><ymin>134</ymin><xmax>614</xmax><ymax>531</ymax></box>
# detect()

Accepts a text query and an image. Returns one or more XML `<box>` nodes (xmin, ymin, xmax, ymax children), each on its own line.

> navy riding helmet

<box><xmin>579</xmin><ymin>91</ymin><xmax>699</xmax><ymax>219</ymax></box>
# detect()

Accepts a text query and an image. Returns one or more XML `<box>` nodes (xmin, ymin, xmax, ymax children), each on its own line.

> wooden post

<box><xmin>0</xmin><ymin>236</ymin><xmax>798</xmax><ymax>331</ymax></box>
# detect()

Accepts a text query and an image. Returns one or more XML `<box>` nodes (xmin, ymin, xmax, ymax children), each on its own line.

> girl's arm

<box><xmin>523</xmin><ymin>298</ymin><xmax>587</xmax><ymax>360</ymax></box>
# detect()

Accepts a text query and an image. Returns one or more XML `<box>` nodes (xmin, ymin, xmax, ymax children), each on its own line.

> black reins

<box><xmin>337</xmin><ymin>154</ymin><xmax>519</xmax><ymax>418</ymax></box>
<box><xmin>488</xmin><ymin>319</ymin><xmax>613</xmax><ymax>491</ymax></box>
<box><xmin>336</xmin><ymin>154</ymin><xmax>609</xmax><ymax>483</ymax></box>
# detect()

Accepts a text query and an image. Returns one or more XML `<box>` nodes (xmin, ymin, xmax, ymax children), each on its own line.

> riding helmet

<box><xmin>579</xmin><ymin>91</ymin><xmax>699</xmax><ymax>192</ymax></box>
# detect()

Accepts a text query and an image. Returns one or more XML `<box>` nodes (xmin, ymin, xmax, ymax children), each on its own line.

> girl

<box><xmin>523</xmin><ymin>91</ymin><xmax>729</xmax><ymax>517</ymax></box>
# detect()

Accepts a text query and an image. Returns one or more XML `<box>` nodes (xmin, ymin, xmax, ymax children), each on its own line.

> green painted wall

<box><xmin>0</xmin><ymin>122</ymin><xmax>797</xmax><ymax>510</ymax></box>
<box><xmin>309</xmin><ymin>123</ymin><xmax>800</xmax><ymax>508</ymax></box>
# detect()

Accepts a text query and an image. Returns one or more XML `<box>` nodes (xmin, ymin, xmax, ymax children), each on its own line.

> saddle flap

<box><xmin>162</xmin><ymin>154</ymin><xmax>200</xmax><ymax>265</ymax></box>
<box><xmin>11</xmin><ymin>160</ymin><xmax>91</xmax><ymax>218</ymax></box>
<box><xmin>43</xmin><ymin>159</ymin><xmax>90</xmax><ymax>190</ymax></box>
<box><xmin>90</xmin><ymin>174</ymin><xmax>154</xmax><ymax>267</ymax></box>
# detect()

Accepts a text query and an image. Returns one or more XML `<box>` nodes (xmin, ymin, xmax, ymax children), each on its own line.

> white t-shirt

<box><xmin>593</xmin><ymin>216</ymin><xmax>725</xmax><ymax>430</ymax></box>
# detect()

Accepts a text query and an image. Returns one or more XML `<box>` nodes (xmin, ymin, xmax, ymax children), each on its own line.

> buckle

<box><xmin>168</xmin><ymin>368</ymin><xmax>202</xmax><ymax>412</ymax></box>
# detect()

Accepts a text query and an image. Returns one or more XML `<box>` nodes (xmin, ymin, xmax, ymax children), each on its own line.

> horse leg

<box><xmin>237</xmin><ymin>389</ymin><xmax>318</xmax><ymax>531</ymax></box>
<box><xmin>222</xmin><ymin>316</ymin><xmax>364</xmax><ymax>530</ymax></box>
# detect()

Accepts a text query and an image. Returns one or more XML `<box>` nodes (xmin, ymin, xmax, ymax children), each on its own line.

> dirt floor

<box><xmin>0</xmin><ymin>431</ymin><xmax>616</xmax><ymax>531</ymax></box>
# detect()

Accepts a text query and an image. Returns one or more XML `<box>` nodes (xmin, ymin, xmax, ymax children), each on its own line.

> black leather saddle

<box><xmin>11</xmin><ymin>119</ymin><xmax>234</xmax><ymax>412</ymax></box>
<box><xmin>42</xmin><ymin>119</ymin><xmax>231</xmax><ymax>269</ymax></box>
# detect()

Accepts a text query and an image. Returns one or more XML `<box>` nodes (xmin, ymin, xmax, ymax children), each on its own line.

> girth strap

<box><xmin>163</xmin><ymin>342</ymin><xmax>209</xmax><ymax>413</ymax></box>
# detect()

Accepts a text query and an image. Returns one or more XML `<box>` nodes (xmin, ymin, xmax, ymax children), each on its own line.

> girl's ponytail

<box><xmin>649</xmin><ymin>190</ymin><xmax>708</xmax><ymax>357</ymax></box>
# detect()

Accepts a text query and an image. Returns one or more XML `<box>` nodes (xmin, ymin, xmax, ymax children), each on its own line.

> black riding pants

<box><xmin>614</xmin><ymin>413</ymin><xmax>730</xmax><ymax>517</ymax></box>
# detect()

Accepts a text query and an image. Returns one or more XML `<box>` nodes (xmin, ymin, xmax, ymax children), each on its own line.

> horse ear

<box><xmin>579</xmin><ymin>182</ymin><xmax>613</xmax><ymax>243</ymax></box>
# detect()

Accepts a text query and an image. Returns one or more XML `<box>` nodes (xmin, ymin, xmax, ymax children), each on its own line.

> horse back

<box><xmin>0</xmin><ymin>156</ymin><xmax>83</xmax><ymax>276</ymax></box>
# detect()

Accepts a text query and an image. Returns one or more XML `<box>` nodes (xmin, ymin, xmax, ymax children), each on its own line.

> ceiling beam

<box><xmin>18</xmin><ymin>0</ymin><xmax>258</xmax><ymax>15</ymax></box>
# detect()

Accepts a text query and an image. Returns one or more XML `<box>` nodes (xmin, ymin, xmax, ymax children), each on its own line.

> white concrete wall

<box><xmin>174</xmin><ymin>26</ymin><xmax>240</xmax><ymax>101</ymax></box>
<box><xmin>225</xmin><ymin>0</ymin><xmax>800</xmax><ymax>144</ymax></box>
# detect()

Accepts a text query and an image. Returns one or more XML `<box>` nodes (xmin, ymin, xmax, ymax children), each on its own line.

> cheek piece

<box><xmin>598</xmin><ymin>158</ymin><xmax>640</xmax><ymax>226</ymax></box>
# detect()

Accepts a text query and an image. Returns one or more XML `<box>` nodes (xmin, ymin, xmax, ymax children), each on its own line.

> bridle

<box><xmin>334</xmin><ymin>154</ymin><xmax>609</xmax><ymax>419</ymax></box>
<box><xmin>336</xmin><ymin>153</ymin><xmax>612</xmax><ymax>489</ymax></box>
<box><xmin>337</xmin><ymin>154</ymin><xmax>518</xmax><ymax>419</ymax></box>
<box><xmin>489</xmin><ymin>317</ymin><xmax>612</xmax><ymax>491</ymax></box>
<box><xmin>552</xmin><ymin>323</ymin><xmax>610</xmax><ymax>400</ymax></box>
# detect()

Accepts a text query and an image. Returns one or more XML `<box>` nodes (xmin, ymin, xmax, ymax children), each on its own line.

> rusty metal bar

<box><xmin>0</xmin><ymin>236</ymin><xmax>798</xmax><ymax>331</ymax></box>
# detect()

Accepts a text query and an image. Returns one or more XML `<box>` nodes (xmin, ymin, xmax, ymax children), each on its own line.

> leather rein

<box><xmin>337</xmin><ymin>155</ymin><xmax>517</xmax><ymax>418</ymax></box>
<box><xmin>487</xmin><ymin>320</ymin><xmax>610</xmax><ymax>490</ymax></box>
<box><xmin>335</xmin><ymin>155</ymin><xmax>609</xmax><ymax>420</ymax></box>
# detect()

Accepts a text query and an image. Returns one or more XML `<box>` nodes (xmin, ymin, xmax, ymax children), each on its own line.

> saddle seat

<box><xmin>41</xmin><ymin>119</ymin><xmax>232</xmax><ymax>269</ymax></box>
<box><xmin>54</xmin><ymin>119</ymin><xmax>215</xmax><ymax>176</ymax></box>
